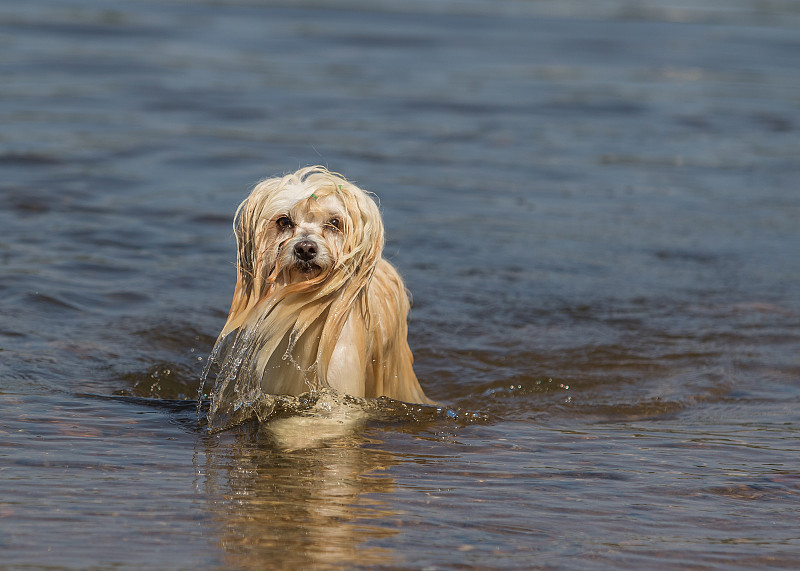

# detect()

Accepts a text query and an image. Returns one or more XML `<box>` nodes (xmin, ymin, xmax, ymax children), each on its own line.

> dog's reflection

<box><xmin>198</xmin><ymin>411</ymin><xmax>401</xmax><ymax>569</ymax></box>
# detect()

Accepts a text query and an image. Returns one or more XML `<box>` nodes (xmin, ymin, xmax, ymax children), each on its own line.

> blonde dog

<box><xmin>205</xmin><ymin>166</ymin><xmax>431</xmax><ymax>421</ymax></box>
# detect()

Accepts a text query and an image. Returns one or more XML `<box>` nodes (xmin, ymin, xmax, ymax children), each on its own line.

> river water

<box><xmin>2</xmin><ymin>0</ymin><xmax>799</xmax><ymax>569</ymax></box>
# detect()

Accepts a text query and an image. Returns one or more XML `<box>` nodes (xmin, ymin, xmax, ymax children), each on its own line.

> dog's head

<box><xmin>266</xmin><ymin>189</ymin><xmax>345</xmax><ymax>283</ymax></box>
<box><xmin>221</xmin><ymin>166</ymin><xmax>385</xmax><ymax>335</ymax></box>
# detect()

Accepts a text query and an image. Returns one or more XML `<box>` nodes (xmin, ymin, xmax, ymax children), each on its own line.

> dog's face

<box><xmin>226</xmin><ymin>168</ymin><xmax>386</xmax><ymax>319</ymax></box>
<box><xmin>271</xmin><ymin>192</ymin><xmax>346</xmax><ymax>284</ymax></box>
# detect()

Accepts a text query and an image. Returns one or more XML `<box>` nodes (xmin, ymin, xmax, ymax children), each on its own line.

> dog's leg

<box><xmin>326</xmin><ymin>308</ymin><xmax>366</xmax><ymax>397</ymax></box>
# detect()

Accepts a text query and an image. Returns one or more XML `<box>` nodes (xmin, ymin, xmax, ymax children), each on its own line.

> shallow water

<box><xmin>2</xmin><ymin>0</ymin><xmax>800</xmax><ymax>568</ymax></box>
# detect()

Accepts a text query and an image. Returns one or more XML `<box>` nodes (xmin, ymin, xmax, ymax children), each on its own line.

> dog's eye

<box><xmin>327</xmin><ymin>217</ymin><xmax>343</xmax><ymax>232</ymax></box>
<box><xmin>275</xmin><ymin>216</ymin><xmax>293</xmax><ymax>230</ymax></box>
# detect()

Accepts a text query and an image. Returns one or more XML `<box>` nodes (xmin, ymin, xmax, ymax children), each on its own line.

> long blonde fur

<box><xmin>204</xmin><ymin>166</ymin><xmax>431</xmax><ymax>429</ymax></box>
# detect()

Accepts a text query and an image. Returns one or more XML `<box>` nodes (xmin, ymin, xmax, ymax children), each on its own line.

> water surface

<box><xmin>1</xmin><ymin>0</ymin><xmax>799</xmax><ymax>569</ymax></box>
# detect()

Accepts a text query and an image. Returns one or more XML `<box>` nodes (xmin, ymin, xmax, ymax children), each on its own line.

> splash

<box><xmin>197</xmin><ymin>324</ymin><xmax>272</xmax><ymax>431</ymax></box>
<box><xmin>198</xmin><ymin>342</ymin><xmax>490</xmax><ymax>435</ymax></box>
<box><xmin>197</xmin><ymin>302</ymin><xmax>329</xmax><ymax>432</ymax></box>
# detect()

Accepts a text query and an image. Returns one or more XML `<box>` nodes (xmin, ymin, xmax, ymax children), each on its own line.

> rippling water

<box><xmin>2</xmin><ymin>0</ymin><xmax>799</xmax><ymax>569</ymax></box>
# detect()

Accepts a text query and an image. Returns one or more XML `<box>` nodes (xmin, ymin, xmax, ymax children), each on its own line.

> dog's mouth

<box><xmin>274</xmin><ymin>238</ymin><xmax>332</xmax><ymax>283</ymax></box>
<box><xmin>287</xmin><ymin>238</ymin><xmax>327</xmax><ymax>279</ymax></box>
<box><xmin>294</xmin><ymin>260</ymin><xmax>321</xmax><ymax>275</ymax></box>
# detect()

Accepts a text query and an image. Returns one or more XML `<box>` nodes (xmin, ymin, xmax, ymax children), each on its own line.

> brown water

<box><xmin>2</xmin><ymin>0</ymin><xmax>799</xmax><ymax>569</ymax></box>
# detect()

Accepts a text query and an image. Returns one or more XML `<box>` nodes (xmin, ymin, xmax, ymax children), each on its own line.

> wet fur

<box><xmin>206</xmin><ymin>166</ymin><xmax>431</xmax><ymax>425</ymax></box>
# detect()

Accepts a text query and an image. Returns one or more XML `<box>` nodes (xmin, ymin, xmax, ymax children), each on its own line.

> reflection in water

<box><xmin>197</xmin><ymin>412</ymin><xmax>402</xmax><ymax>569</ymax></box>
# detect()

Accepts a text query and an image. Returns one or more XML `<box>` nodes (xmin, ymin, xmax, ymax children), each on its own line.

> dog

<box><xmin>205</xmin><ymin>166</ymin><xmax>431</xmax><ymax>424</ymax></box>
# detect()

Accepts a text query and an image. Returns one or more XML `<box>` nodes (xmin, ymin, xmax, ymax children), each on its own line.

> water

<box><xmin>2</xmin><ymin>0</ymin><xmax>799</xmax><ymax>568</ymax></box>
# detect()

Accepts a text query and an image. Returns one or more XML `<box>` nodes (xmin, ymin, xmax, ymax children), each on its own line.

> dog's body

<box><xmin>207</xmin><ymin>166</ymin><xmax>431</xmax><ymax>412</ymax></box>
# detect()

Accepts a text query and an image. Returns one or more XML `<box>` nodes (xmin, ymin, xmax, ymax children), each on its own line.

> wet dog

<box><xmin>206</xmin><ymin>166</ymin><xmax>431</xmax><ymax>417</ymax></box>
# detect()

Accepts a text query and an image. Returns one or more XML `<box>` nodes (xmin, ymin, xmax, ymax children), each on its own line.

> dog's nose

<box><xmin>293</xmin><ymin>240</ymin><xmax>317</xmax><ymax>261</ymax></box>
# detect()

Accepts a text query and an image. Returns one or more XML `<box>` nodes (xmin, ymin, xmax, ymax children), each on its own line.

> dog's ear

<box><xmin>334</xmin><ymin>186</ymin><xmax>385</xmax><ymax>279</ymax></box>
<box><xmin>220</xmin><ymin>269</ymin><xmax>251</xmax><ymax>337</ymax></box>
<box><xmin>355</xmin><ymin>189</ymin><xmax>385</xmax><ymax>264</ymax></box>
<box><xmin>220</xmin><ymin>191</ymin><xmax>270</xmax><ymax>337</ymax></box>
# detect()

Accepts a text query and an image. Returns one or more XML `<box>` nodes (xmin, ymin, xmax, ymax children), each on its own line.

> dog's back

<box><xmin>362</xmin><ymin>259</ymin><xmax>431</xmax><ymax>404</ymax></box>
